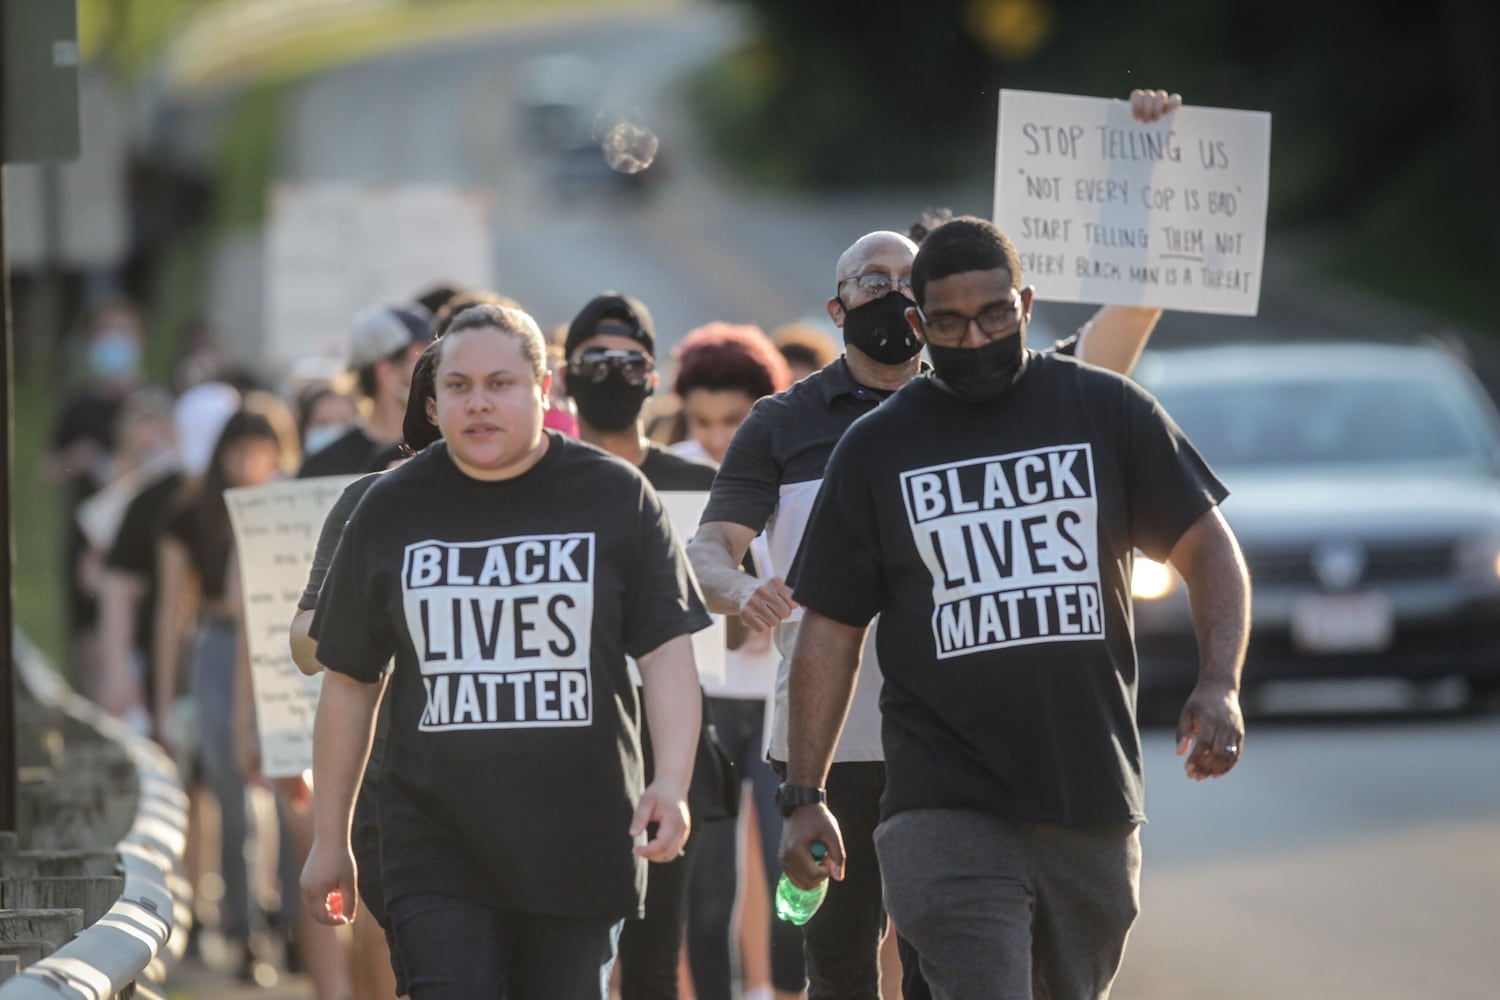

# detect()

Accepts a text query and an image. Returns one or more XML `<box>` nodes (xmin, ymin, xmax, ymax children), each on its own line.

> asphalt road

<box><xmin>173</xmin><ymin>4</ymin><xmax>1500</xmax><ymax>996</ymax></box>
<box><xmin>1112</xmin><ymin>709</ymin><xmax>1500</xmax><ymax>999</ymax></box>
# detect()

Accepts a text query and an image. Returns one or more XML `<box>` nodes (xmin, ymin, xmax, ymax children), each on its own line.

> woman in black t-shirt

<box><xmin>152</xmin><ymin>408</ymin><xmax>286</xmax><ymax>972</ymax></box>
<box><xmin>303</xmin><ymin>305</ymin><xmax>708</xmax><ymax>1000</ymax></box>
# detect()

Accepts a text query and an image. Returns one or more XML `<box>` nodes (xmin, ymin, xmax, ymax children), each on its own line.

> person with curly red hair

<box><xmin>671</xmin><ymin>323</ymin><xmax>803</xmax><ymax>1000</ymax></box>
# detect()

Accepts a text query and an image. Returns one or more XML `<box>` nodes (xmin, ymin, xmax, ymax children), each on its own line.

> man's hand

<box><xmin>1176</xmin><ymin>682</ymin><xmax>1245</xmax><ymax>781</ymax></box>
<box><xmin>779</xmin><ymin>804</ymin><xmax>845</xmax><ymax>890</ymax></box>
<box><xmin>738</xmin><ymin>576</ymin><xmax>799</xmax><ymax>632</ymax></box>
<box><xmin>301</xmin><ymin>839</ymin><xmax>358</xmax><ymax>925</ymax></box>
<box><xmin>1131</xmin><ymin>88</ymin><xmax>1182</xmax><ymax>122</ymax></box>
<box><xmin>631</xmin><ymin>781</ymin><xmax>691</xmax><ymax>862</ymax></box>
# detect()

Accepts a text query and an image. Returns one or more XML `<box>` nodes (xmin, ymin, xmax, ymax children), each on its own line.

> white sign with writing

<box><xmin>995</xmin><ymin>90</ymin><xmax>1271</xmax><ymax>315</ymax></box>
<box><xmin>226</xmin><ymin>476</ymin><xmax>359</xmax><ymax>777</ymax></box>
<box><xmin>264</xmin><ymin>183</ymin><xmax>493</xmax><ymax>370</ymax></box>
<box><xmin>651</xmin><ymin>492</ymin><xmax>726</xmax><ymax>687</ymax></box>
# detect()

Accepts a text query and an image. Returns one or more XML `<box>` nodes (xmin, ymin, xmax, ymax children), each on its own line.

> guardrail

<box><xmin>0</xmin><ymin>636</ymin><xmax>189</xmax><ymax>999</ymax></box>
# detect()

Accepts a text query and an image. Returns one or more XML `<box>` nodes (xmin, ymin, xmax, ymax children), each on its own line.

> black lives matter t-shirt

<box><xmin>313</xmin><ymin>433</ymin><xmax>711</xmax><ymax>919</ymax></box>
<box><xmin>790</xmin><ymin>352</ymin><xmax>1227</xmax><ymax>825</ymax></box>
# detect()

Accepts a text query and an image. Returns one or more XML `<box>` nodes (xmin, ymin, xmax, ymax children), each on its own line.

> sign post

<box><xmin>1</xmin><ymin>0</ymin><xmax>83</xmax><ymax>837</ymax></box>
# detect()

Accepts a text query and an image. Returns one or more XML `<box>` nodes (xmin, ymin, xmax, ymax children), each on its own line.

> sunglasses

<box><xmin>570</xmin><ymin>349</ymin><xmax>654</xmax><ymax>386</ymax></box>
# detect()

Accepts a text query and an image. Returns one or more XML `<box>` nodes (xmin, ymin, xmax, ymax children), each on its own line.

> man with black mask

<box><xmin>689</xmin><ymin>88</ymin><xmax>1185</xmax><ymax>1000</ymax></box>
<box><xmin>562</xmin><ymin>292</ymin><xmax>729</xmax><ymax>1000</ymax></box>
<box><xmin>564</xmin><ymin>292</ymin><xmax>716</xmax><ymax>489</ymax></box>
<box><xmin>782</xmin><ymin>216</ymin><xmax>1247</xmax><ymax>1000</ymax></box>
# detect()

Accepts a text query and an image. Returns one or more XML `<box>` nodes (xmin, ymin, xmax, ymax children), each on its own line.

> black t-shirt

<box><xmin>52</xmin><ymin>387</ymin><xmax>122</xmax><ymax>456</ymax></box>
<box><xmin>106</xmin><ymin>470</ymin><xmax>185</xmax><ymax>675</ymax></box>
<box><xmin>640</xmin><ymin>442</ymin><xmax>717</xmax><ymax>491</ymax></box>
<box><xmin>313</xmin><ymin>433</ymin><xmax>711</xmax><ymax>919</ymax></box>
<box><xmin>163</xmin><ymin>493</ymin><xmax>234</xmax><ymax>601</ymax></box>
<box><xmin>299</xmin><ymin>473</ymin><xmax>381</xmax><ymax>613</ymax></box>
<box><xmin>790</xmin><ymin>353</ymin><xmax>1227</xmax><ymax>826</ymax></box>
<box><xmin>297</xmin><ymin>426</ymin><xmax>380</xmax><ymax>479</ymax></box>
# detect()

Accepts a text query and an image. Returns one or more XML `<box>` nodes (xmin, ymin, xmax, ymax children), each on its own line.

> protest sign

<box><xmin>657</xmin><ymin>491</ymin><xmax>726</xmax><ymax>687</ymax></box>
<box><xmin>226</xmin><ymin>476</ymin><xmax>358</xmax><ymax>778</ymax></box>
<box><xmin>264</xmin><ymin>182</ymin><xmax>493</xmax><ymax>370</ymax></box>
<box><xmin>995</xmin><ymin>90</ymin><xmax>1271</xmax><ymax>315</ymax></box>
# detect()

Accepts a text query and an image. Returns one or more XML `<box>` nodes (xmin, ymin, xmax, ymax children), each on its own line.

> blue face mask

<box><xmin>303</xmin><ymin>423</ymin><xmax>351</xmax><ymax>456</ymax></box>
<box><xmin>87</xmin><ymin>332</ymin><xmax>141</xmax><ymax>380</ymax></box>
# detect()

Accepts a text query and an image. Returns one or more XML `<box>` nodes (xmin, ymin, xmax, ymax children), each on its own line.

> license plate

<box><xmin>1290</xmin><ymin>593</ymin><xmax>1394</xmax><ymax>654</ymax></box>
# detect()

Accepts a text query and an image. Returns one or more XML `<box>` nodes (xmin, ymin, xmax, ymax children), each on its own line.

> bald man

<box><xmin>684</xmin><ymin>82</ymin><xmax>1183</xmax><ymax>1000</ymax></box>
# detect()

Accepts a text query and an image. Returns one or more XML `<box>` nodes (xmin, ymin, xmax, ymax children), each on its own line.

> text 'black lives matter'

<box><xmin>899</xmin><ymin>445</ymin><xmax>1103</xmax><ymax>659</ymax></box>
<box><xmin>400</xmin><ymin>533</ymin><xmax>596</xmax><ymax>731</ymax></box>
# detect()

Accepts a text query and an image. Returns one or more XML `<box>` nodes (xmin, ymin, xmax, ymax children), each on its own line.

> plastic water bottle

<box><xmin>774</xmin><ymin>841</ymin><xmax>829</xmax><ymax>925</ymax></box>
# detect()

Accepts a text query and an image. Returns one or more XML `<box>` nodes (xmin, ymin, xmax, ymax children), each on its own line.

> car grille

<box><xmin>1246</xmin><ymin>540</ymin><xmax>1456</xmax><ymax>587</ymax></box>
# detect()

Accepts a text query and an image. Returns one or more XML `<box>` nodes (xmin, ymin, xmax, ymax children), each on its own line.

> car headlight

<box><xmin>1131</xmin><ymin>556</ymin><xmax>1177</xmax><ymax>600</ymax></box>
<box><xmin>1456</xmin><ymin>534</ymin><xmax>1500</xmax><ymax>581</ymax></box>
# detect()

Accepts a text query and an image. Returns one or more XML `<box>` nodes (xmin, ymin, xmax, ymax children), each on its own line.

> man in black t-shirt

<box><xmin>781</xmin><ymin>217</ymin><xmax>1250</xmax><ymax>1000</ymax></box>
<box><xmin>560</xmin><ymin>292</ymin><xmax>724</xmax><ymax>1000</ymax></box>
<box><xmin>688</xmin><ymin>88</ymin><xmax>1188</xmax><ymax>1000</ymax></box>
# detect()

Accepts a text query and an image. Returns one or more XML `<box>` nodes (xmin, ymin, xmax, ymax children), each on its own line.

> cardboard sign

<box><xmin>264</xmin><ymin>182</ymin><xmax>493</xmax><ymax>370</ymax></box>
<box><xmin>656</xmin><ymin>491</ymin><xmax>726</xmax><ymax>687</ymax></box>
<box><xmin>994</xmin><ymin>90</ymin><xmax>1271</xmax><ymax>315</ymax></box>
<box><xmin>226</xmin><ymin>476</ymin><xmax>358</xmax><ymax>778</ymax></box>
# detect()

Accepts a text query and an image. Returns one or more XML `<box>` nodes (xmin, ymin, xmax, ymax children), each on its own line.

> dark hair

<box><xmin>296</xmin><ymin>385</ymin><xmax>351</xmax><ymax>444</ymax></box>
<box><xmin>673</xmin><ymin>323</ymin><xmax>791</xmax><ymax>400</ymax></box>
<box><xmin>412</xmin><ymin>282</ymin><xmax>469</xmax><ymax>317</ymax></box>
<box><xmin>772</xmin><ymin>323</ymin><xmax>839</xmax><ymax>374</ymax></box>
<box><xmin>431</xmin><ymin>291</ymin><xmax>522</xmax><ymax>339</ymax></box>
<box><xmin>907</xmin><ymin>207</ymin><xmax>954</xmax><ymax>245</ymax></box>
<box><xmin>181</xmin><ymin>409</ymin><xmax>284</xmax><ymax>575</ymax></box>
<box><xmin>405</xmin><ymin>305</ymin><xmax>548</xmax><ymax>456</ymax></box>
<box><xmin>440</xmin><ymin>305</ymin><xmax>548</xmax><ymax>378</ymax></box>
<box><xmin>401</xmin><ymin>341</ymin><xmax>444</xmax><ymax>456</ymax></box>
<box><xmin>909</xmin><ymin>216</ymin><xmax>1023</xmax><ymax>308</ymax></box>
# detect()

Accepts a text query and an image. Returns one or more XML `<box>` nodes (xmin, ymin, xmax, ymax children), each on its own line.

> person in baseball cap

<box><xmin>562</xmin><ymin>292</ymin><xmax>660</xmax><ymax>445</ymax></box>
<box><xmin>298</xmin><ymin>303</ymin><xmax>431</xmax><ymax>478</ymax></box>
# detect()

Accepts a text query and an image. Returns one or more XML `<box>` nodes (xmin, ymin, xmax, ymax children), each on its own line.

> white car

<box><xmin>1131</xmin><ymin>341</ymin><xmax>1500</xmax><ymax>705</ymax></box>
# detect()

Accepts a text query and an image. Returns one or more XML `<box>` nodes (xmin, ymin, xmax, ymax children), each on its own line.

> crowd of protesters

<box><xmin>44</xmin><ymin>89</ymin><xmax>1248</xmax><ymax>1000</ymax></box>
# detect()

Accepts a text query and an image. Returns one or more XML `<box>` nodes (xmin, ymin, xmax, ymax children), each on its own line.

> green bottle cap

<box><xmin>810</xmin><ymin>841</ymin><xmax>828</xmax><ymax>862</ymax></box>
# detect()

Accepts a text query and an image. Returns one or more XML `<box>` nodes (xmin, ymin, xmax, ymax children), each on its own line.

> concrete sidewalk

<box><xmin>160</xmin><ymin>959</ymin><xmax>312</xmax><ymax>1000</ymax></box>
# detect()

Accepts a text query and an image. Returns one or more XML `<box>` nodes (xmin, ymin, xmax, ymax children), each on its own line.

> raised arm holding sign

<box><xmin>995</xmin><ymin>88</ymin><xmax>1271</xmax><ymax>316</ymax></box>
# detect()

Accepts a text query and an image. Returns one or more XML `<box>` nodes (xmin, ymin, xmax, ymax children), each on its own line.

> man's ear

<box><xmin>905</xmin><ymin>305</ymin><xmax>926</xmax><ymax>343</ymax></box>
<box><xmin>425</xmin><ymin>396</ymin><xmax>438</xmax><ymax>426</ymax></box>
<box><xmin>647</xmin><ymin>370</ymin><xmax>659</xmax><ymax>395</ymax></box>
<box><xmin>539</xmin><ymin>370</ymin><xmax>554</xmax><ymax>399</ymax></box>
<box><xmin>1020</xmin><ymin>285</ymin><xmax>1036</xmax><ymax>322</ymax></box>
<box><xmin>826</xmin><ymin>296</ymin><xmax>847</xmax><ymax>329</ymax></box>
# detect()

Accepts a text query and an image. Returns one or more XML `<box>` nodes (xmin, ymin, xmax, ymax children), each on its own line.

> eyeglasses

<box><xmin>570</xmin><ymin>349</ymin><xmax>654</xmax><ymax>386</ymax></box>
<box><xmin>918</xmin><ymin>294</ymin><xmax>1023</xmax><ymax>346</ymax></box>
<box><xmin>838</xmin><ymin>271</ymin><xmax>914</xmax><ymax>298</ymax></box>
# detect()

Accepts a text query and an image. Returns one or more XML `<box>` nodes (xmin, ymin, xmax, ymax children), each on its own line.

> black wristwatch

<box><xmin>774</xmin><ymin>782</ymin><xmax>827</xmax><ymax>817</ymax></box>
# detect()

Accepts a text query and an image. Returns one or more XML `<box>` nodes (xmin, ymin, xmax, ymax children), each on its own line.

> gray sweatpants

<box><xmin>875</xmin><ymin>808</ymin><xmax>1140</xmax><ymax>1000</ymax></box>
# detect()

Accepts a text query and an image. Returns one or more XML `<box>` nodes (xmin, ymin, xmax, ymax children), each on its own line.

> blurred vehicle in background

<box><xmin>513</xmin><ymin>53</ymin><xmax>664</xmax><ymax>202</ymax></box>
<box><xmin>1132</xmin><ymin>341</ymin><xmax>1500</xmax><ymax>708</ymax></box>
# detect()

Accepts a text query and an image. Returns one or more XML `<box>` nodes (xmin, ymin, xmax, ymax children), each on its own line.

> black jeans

<box><xmin>616</xmin><ymin>825</ymin><xmax>696</xmax><ymax>999</ymax></box>
<box><xmin>688</xmin><ymin>698</ymin><xmax>806</xmax><ymax>999</ymax></box>
<box><xmin>388</xmin><ymin>893</ymin><xmax>621</xmax><ymax>1000</ymax></box>
<box><xmin>770</xmin><ymin>760</ymin><xmax>890</xmax><ymax>1000</ymax></box>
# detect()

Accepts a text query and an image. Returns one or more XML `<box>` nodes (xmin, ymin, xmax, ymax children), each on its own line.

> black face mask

<box><xmin>841</xmin><ymin>292</ymin><xmax>922</xmax><ymax>365</ymax></box>
<box><xmin>927</xmin><ymin>333</ymin><xmax>1026</xmax><ymax>404</ymax></box>
<box><xmin>569</xmin><ymin>369</ymin><xmax>651</xmax><ymax>432</ymax></box>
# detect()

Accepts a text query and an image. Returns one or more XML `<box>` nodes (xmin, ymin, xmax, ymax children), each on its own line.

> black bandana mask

<box><xmin>840</xmin><ymin>292</ymin><xmax>923</xmax><ymax>365</ymax></box>
<box><xmin>927</xmin><ymin>333</ymin><xmax>1026</xmax><ymax>404</ymax></box>
<box><xmin>569</xmin><ymin>369</ymin><xmax>652</xmax><ymax>432</ymax></box>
